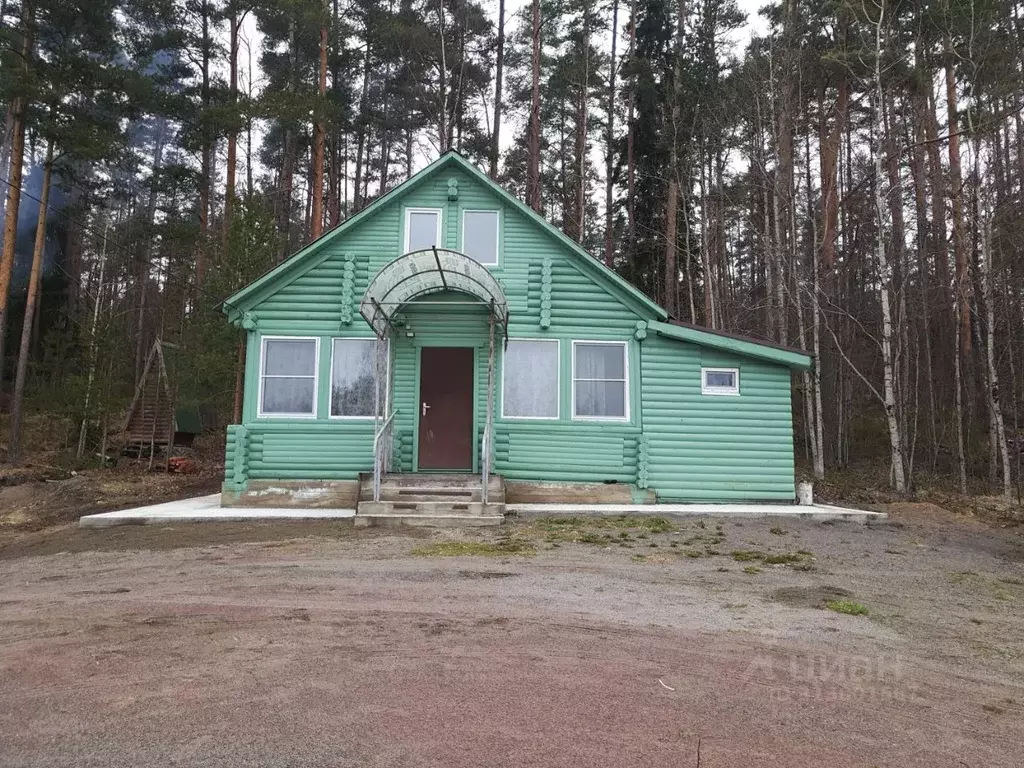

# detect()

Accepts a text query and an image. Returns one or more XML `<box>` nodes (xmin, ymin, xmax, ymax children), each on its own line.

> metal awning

<box><xmin>359</xmin><ymin>248</ymin><xmax>510</xmax><ymax>337</ymax></box>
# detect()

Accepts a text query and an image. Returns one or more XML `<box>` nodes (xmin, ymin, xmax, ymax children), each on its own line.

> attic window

<box><xmin>462</xmin><ymin>210</ymin><xmax>499</xmax><ymax>265</ymax></box>
<box><xmin>701</xmin><ymin>367</ymin><xmax>739</xmax><ymax>396</ymax></box>
<box><xmin>405</xmin><ymin>208</ymin><xmax>442</xmax><ymax>252</ymax></box>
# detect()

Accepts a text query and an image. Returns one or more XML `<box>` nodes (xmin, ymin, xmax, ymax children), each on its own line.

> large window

<box><xmin>502</xmin><ymin>339</ymin><xmax>559</xmax><ymax>419</ymax></box>
<box><xmin>462</xmin><ymin>210</ymin><xmax>499</xmax><ymax>265</ymax></box>
<box><xmin>259</xmin><ymin>337</ymin><xmax>318</xmax><ymax>418</ymax></box>
<box><xmin>701</xmin><ymin>367</ymin><xmax>739</xmax><ymax>396</ymax></box>
<box><xmin>405</xmin><ymin>208</ymin><xmax>442</xmax><ymax>252</ymax></box>
<box><xmin>572</xmin><ymin>341</ymin><xmax>628</xmax><ymax>420</ymax></box>
<box><xmin>331</xmin><ymin>339</ymin><xmax>379</xmax><ymax>418</ymax></box>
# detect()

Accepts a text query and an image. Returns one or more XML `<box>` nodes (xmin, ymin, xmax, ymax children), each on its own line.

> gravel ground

<box><xmin>1</xmin><ymin>508</ymin><xmax>1022</xmax><ymax>767</ymax></box>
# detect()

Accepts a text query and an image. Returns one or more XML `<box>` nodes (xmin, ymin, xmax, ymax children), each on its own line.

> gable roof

<box><xmin>222</xmin><ymin>151</ymin><xmax>668</xmax><ymax>323</ymax></box>
<box><xmin>647</xmin><ymin>320</ymin><xmax>813</xmax><ymax>370</ymax></box>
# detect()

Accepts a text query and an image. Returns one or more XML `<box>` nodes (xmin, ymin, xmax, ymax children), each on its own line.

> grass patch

<box><xmin>742</xmin><ymin>565</ymin><xmax>761</xmax><ymax>574</ymax></box>
<box><xmin>769</xmin><ymin>527</ymin><xmax>787</xmax><ymax>536</ymax></box>
<box><xmin>762</xmin><ymin>553</ymin><xmax>806</xmax><ymax>565</ymax></box>
<box><xmin>731</xmin><ymin>550</ymin><xmax>765</xmax><ymax>562</ymax></box>
<box><xmin>825</xmin><ymin>600</ymin><xmax>869</xmax><ymax>616</ymax></box>
<box><xmin>412</xmin><ymin>537</ymin><xmax>536</xmax><ymax>558</ymax></box>
<box><xmin>534</xmin><ymin>515</ymin><xmax>677</xmax><ymax>544</ymax></box>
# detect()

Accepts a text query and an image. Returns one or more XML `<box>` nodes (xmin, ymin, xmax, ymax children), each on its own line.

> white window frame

<box><xmin>461</xmin><ymin>209</ymin><xmax>500</xmax><ymax>266</ymax></box>
<box><xmin>500</xmin><ymin>338</ymin><xmax>560</xmax><ymax>420</ymax></box>
<box><xmin>571</xmin><ymin>340</ymin><xmax>630</xmax><ymax>422</ymax></box>
<box><xmin>403</xmin><ymin>207</ymin><xmax>443</xmax><ymax>253</ymax></box>
<box><xmin>257</xmin><ymin>335</ymin><xmax>320</xmax><ymax>419</ymax></box>
<box><xmin>701</xmin><ymin>367</ymin><xmax>740</xmax><ymax>396</ymax></box>
<box><xmin>328</xmin><ymin>337</ymin><xmax>387</xmax><ymax>420</ymax></box>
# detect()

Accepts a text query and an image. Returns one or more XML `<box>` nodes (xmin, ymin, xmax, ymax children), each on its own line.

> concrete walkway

<box><xmin>79</xmin><ymin>495</ymin><xmax>356</xmax><ymax>528</ymax></box>
<box><xmin>80</xmin><ymin>495</ymin><xmax>883</xmax><ymax>527</ymax></box>
<box><xmin>507</xmin><ymin>502</ymin><xmax>885</xmax><ymax>523</ymax></box>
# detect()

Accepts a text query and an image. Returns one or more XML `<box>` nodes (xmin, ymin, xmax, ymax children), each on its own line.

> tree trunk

<box><xmin>625</xmin><ymin>0</ymin><xmax>637</xmax><ymax>259</ymax></box>
<box><xmin>7</xmin><ymin>139</ymin><xmax>51</xmax><ymax>462</ymax></box>
<box><xmin>663</xmin><ymin>178</ymin><xmax>678</xmax><ymax>317</ymax></box>
<box><xmin>818</xmin><ymin>75</ymin><xmax>847</xmax><ymax>272</ymax></box>
<box><xmin>353</xmin><ymin>36</ymin><xmax>371</xmax><ymax>212</ymax></box>
<box><xmin>526</xmin><ymin>0</ymin><xmax>541</xmax><ymax>212</ymax></box>
<box><xmin>603</xmin><ymin>0</ymin><xmax>619</xmax><ymax>268</ymax></box>
<box><xmin>870</xmin><ymin>4</ymin><xmax>906</xmax><ymax>493</ymax></box>
<box><xmin>489</xmin><ymin>0</ymin><xmax>504</xmax><ymax>179</ymax></box>
<box><xmin>0</xmin><ymin>0</ymin><xmax>34</xmax><ymax>381</ymax></box>
<box><xmin>195</xmin><ymin>1</ymin><xmax>212</xmax><ymax>292</ymax></box>
<box><xmin>0</xmin><ymin>106</ymin><xmax>13</xmax><ymax>226</ymax></box>
<box><xmin>224</xmin><ymin>1</ymin><xmax>239</xmax><ymax>247</ymax></box>
<box><xmin>569</xmin><ymin>11</ymin><xmax>590</xmax><ymax>243</ymax></box>
<box><xmin>980</xmin><ymin>210</ymin><xmax>1010</xmax><ymax>502</ymax></box>
<box><xmin>310</xmin><ymin>2</ymin><xmax>328</xmax><ymax>240</ymax></box>
<box><xmin>944</xmin><ymin>46</ymin><xmax>971</xmax><ymax>357</ymax></box>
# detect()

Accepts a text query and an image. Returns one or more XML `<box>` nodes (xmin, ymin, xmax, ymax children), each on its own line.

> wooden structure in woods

<box><xmin>123</xmin><ymin>339</ymin><xmax>175</xmax><ymax>465</ymax></box>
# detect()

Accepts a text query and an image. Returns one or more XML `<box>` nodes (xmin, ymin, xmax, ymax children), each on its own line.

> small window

<box><xmin>259</xmin><ymin>337</ymin><xmax>318</xmax><ymax>417</ymax></box>
<box><xmin>502</xmin><ymin>339</ymin><xmax>559</xmax><ymax>419</ymax></box>
<box><xmin>573</xmin><ymin>341</ymin><xmax>628</xmax><ymax>420</ymax></box>
<box><xmin>330</xmin><ymin>339</ymin><xmax>379</xmax><ymax>418</ymax></box>
<box><xmin>462</xmin><ymin>210</ymin><xmax>499</xmax><ymax>265</ymax></box>
<box><xmin>405</xmin><ymin>208</ymin><xmax>442</xmax><ymax>252</ymax></box>
<box><xmin>702</xmin><ymin>367</ymin><xmax>739</xmax><ymax>396</ymax></box>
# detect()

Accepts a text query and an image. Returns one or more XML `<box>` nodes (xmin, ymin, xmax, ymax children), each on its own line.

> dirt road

<box><xmin>1</xmin><ymin>511</ymin><xmax>1022</xmax><ymax>767</ymax></box>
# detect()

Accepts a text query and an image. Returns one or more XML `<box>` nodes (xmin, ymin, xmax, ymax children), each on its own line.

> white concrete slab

<box><xmin>506</xmin><ymin>502</ymin><xmax>885</xmax><ymax>523</ymax></box>
<box><xmin>80</xmin><ymin>496</ymin><xmax>883</xmax><ymax>528</ymax></box>
<box><xmin>79</xmin><ymin>494</ymin><xmax>356</xmax><ymax>528</ymax></box>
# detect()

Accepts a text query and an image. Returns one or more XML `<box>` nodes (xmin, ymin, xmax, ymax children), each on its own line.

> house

<box><xmin>220</xmin><ymin>151</ymin><xmax>812</xmax><ymax>524</ymax></box>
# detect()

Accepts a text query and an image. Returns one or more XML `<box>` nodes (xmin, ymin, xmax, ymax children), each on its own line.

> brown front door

<box><xmin>417</xmin><ymin>347</ymin><xmax>475</xmax><ymax>470</ymax></box>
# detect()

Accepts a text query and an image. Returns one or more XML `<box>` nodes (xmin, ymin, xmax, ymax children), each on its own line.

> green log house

<box><xmin>221</xmin><ymin>152</ymin><xmax>812</xmax><ymax>520</ymax></box>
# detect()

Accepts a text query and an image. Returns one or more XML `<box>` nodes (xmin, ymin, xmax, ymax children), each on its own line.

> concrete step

<box><xmin>357</xmin><ymin>500</ymin><xmax>505</xmax><ymax>517</ymax></box>
<box><xmin>354</xmin><ymin>513</ymin><xmax>504</xmax><ymax>528</ymax></box>
<box><xmin>357</xmin><ymin>473</ymin><xmax>505</xmax><ymax>504</ymax></box>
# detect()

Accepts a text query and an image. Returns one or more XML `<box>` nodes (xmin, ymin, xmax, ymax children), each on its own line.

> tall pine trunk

<box><xmin>0</xmin><ymin>0</ymin><xmax>34</xmax><ymax>382</ymax></box>
<box><xmin>224</xmin><ymin>1</ymin><xmax>239</xmax><ymax>246</ymax></box>
<box><xmin>310</xmin><ymin>2</ymin><xmax>328</xmax><ymax>240</ymax></box>
<box><xmin>603</xmin><ymin>0</ymin><xmax>619</xmax><ymax>268</ymax></box>
<box><xmin>526</xmin><ymin>0</ymin><xmax>541</xmax><ymax>212</ymax></box>
<box><xmin>7</xmin><ymin>139</ymin><xmax>51</xmax><ymax>461</ymax></box>
<box><xmin>870</xmin><ymin>3</ymin><xmax>907</xmax><ymax>493</ymax></box>
<box><xmin>489</xmin><ymin>0</ymin><xmax>505</xmax><ymax>179</ymax></box>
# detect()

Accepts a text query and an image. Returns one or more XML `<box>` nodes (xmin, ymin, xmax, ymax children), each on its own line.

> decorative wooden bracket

<box><xmin>241</xmin><ymin>311</ymin><xmax>258</xmax><ymax>330</ymax></box>
<box><xmin>539</xmin><ymin>258</ymin><xmax>552</xmax><ymax>329</ymax></box>
<box><xmin>340</xmin><ymin>252</ymin><xmax>356</xmax><ymax>326</ymax></box>
<box><xmin>447</xmin><ymin>178</ymin><xmax>459</xmax><ymax>200</ymax></box>
<box><xmin>634</xmin><ymin>320</ymin><xmax>648</xmax><ymax>341</ymax></box>
<box><xmin>636</xmin><ymin>434</ymin><xmax>650</xmax><ymax>489</ymax></box>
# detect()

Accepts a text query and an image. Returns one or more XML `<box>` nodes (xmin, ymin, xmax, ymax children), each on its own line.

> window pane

<box><xmin>575</xmin><ymin>343</ymin><xmax>625</xmax><ymax>380</ymax></box>
<box><xmin>332</xmin><ymin>339</ymin><xmax>376</xmax><ymax>417</ymax></box>
<box><xmin>575</xmin><ymin>381</ymin><xmax>626</xmax><ymax>418</ymax></box>
<box><xmin>463</xmin><ymin>211</ymin><xmax>498</xmax><ymax>264</ymax></box>
<box><xmin>407</xmin><ymin>211</ymin><xmax>439</xmax><ymax>251</ymax></box>
<box><xmin>503</xmin><ymin>340</ymin><xmax>558</xmax><ymax>418</ymax></box>
<box><xmin>262</xmin><ymin>377</ymin><xmax>315</xmax><ymax>414</ymax></box>
<box><xmin>705</xmin><ymin>371</ymin><xmax>735</xmax><ymax>389</ymax></box>
<box><xmin>264</xmin><ymin>339</ymin><xmax>316</xmax><ymax>376</ymax></box>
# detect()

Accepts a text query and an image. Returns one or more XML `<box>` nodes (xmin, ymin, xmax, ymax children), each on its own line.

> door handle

<box><xmin>422</xmin><ymin>402</ymin><xmax>431</xmax><ymax>417</ymax></box>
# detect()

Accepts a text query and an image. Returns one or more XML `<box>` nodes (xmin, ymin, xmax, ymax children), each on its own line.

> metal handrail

<box><xmin>481</xmin><ymin>422</ymin><xmax>492</xmax><ymax>506</ymax></box>
<box><xmin>372</xmin><ymin>411</ymin><xmax>396</xmax><ymax>503</ymax></box>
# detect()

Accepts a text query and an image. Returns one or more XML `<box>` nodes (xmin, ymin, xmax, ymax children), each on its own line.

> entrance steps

<box><xmin>355</xmin><ymin>473</ymin><xmax>505</xmax><ymax>527</ymax></box>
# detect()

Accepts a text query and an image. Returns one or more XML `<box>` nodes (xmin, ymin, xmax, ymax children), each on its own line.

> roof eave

<box><xmin>647</xmin><ymin>320</ymin><xmax>813</xmax><ymax>370</ymax></box>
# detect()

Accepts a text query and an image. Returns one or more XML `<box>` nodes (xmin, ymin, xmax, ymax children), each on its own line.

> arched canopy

<box><xmin>360</xmin><ymin>248</ymin><xmax>509</xmax><ymax>338</ymax></box>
